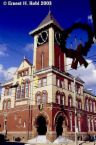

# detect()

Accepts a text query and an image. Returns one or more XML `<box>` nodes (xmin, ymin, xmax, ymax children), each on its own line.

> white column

<box><xmin>49</xmin><ymin>27</ymin><xmax>54</xmax><ymax>67</ymax></box>
<box><xmin>33</xmin><ymin>35</ymin><xmax>38</xmax><ymax>67</ymax></box>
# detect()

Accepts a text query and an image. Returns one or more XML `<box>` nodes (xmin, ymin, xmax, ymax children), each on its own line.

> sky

<box><xmin>0</xmin><ymin>0</ymin><xmax>96</xmax><ymax>93</ymax></box>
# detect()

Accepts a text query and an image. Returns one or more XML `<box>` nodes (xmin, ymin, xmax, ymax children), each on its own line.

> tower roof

<box><xmin>29</xmin><ymin>11</ymin><xmax>63</xmax><ymax>35</ymax></box>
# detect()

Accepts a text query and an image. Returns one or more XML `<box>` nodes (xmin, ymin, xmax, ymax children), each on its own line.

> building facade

<box><xmin>0</xmin><ymin>12</ymin><xmax>96</xmax><ymax>142</ymax></box>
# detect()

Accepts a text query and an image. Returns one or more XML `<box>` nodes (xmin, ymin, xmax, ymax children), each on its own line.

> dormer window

<box><xmin>17</xmin><ymin>68</ymin><xmax>29</xmax><ymax>78</ymax></box>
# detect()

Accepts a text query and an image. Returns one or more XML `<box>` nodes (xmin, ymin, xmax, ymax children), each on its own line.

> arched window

<box><xmin>42</xmin><ymin>91</ymin><xmax>47</xmax><ymax>104</ymax></box>
<box><xmin>42</xmin><ymin>94</ymin><xmax>47</xmax><ymax>104</ymax></box>
<box><xmin>68</xmin><ymin>95</ymin><xmax>73</xmax><ymax>107</ymax></box>
<box><xmin>56</xmin><ymin>91</ymin><xmax>61</xmax><ymax>104</ymax></box>
<box><xmin>78</xmin><ymin>100</ymin><xmax>82</xmax><ymax>109</ymax></box>
<box><xmin>90</xmin><ymin>100</ymin><xmax>92</xmax><ymax>112</ymax></box>
<box><xmin>85</xmin><ymin>98</ymin><xmax>89</xmax><ymax>111</ymax></box>
<box><xmin>56</xmin><ymin>94</ymin><xmax>60</xmax><ymax>104</ymax></box>
<box><xmin>21</xmin><ymin>83</ymin><xmax>25</xmax><ymax>98</ymax></box>
<box><xmin>41</xmin><ymin>52</ymin><xmax>44</xmax><ymax>69</ymax></box>
<box><xmin>61</xmin><ymin>93</ymin><xmax>65</xmax><ymax>105</ymax></box>
<box><xmin>37</xmin><ymin>95</ymin><xmax>41</xmax><ymax>105</ymax></box>
<box><xmin>25</xmin><ymin>81</ymin><xmax>29</xmax><ymax>98</ymax></box>
<box><xmin>16</xmin><ymin>85</ymin><xmax>21</xmax><ymax>99</ymax></box>
<box><xmin>3</xmin><ymin>101</ymin><xmax>6</xmax><ymax>110</ymax></box>
<box><xmin>61</xmin><ymin>96</ymin><xmax>64</xmax><ymax>105</ymax></box>
<box><xmin>7</xmin><ymin>100</ymin><xmax>11</xmax><ymax>109</ymax></box>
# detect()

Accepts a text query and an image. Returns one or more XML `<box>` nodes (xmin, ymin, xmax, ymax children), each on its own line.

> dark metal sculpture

<box><xmin>60</xmin><ymin>23</ymin><xmax>93</xmax><ymax>69</ymax></box>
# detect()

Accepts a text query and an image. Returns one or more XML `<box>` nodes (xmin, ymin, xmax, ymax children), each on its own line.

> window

<box><xmin>21</xmin><ymin>83</ymin><xmax>25</xmax><ymax>98</ymax></box>
<box><xmin>42</xmin><ymin>94</ymin><xmax>47</xmax><ymax>104</ymax></box>
<box><xmin>25</xmin><ymin>82</ymin><xmax>29</xmax><ymax>98</ymax></box>
<box><xmin>68</xmin><ymin>96</ymin><xmax>72</xmax><ymax>107</ymax></box>
<box><xmin>38</xmin><ymin>79</ymin><xmax>42</xmax><ymax>88</ymax></box>
<box><xmin>78</xmin><ymin>100</ymin><xmax>82</xmax><ymax>109</ymax></box>
<box><xmin>8</xmin><ymin>89</ymin><xmax>12</xmax><ymax>96</ymax></box>
<box><xmin>61</xmin><ymin>96</ymin><xmax>65</xmax><ymax>105</ymax></box>
<box><xmin>90</xmin><ymin>100</ymin><xmax>92</xmax><ymax>112</ymax></box>
<box><xmin>7</xmin><ymin>100</ymin><xmax>11</xmax><ymax>109</ymax></box>
<box><xmin>77</xmin><ymin>86</ymin><xmax>81</xmax><ymax>94</ymax></box>
<box><xmin>42</xmin><ymin>78</ymin><xmax>47</xmax><ymax>87</ymax></box>
<box><xmin>25</xmin><ymin>70</ymin><xmax>29</xmax><ymax>76</ymax></box>
<box><xmin>19</xmin><ymin>117</ymin><xmax>22</xmax><ymax>124</ymax></box>
<box><xmin>37</xmin><ymin>95</ymin><xmax>41</xmax><ymax>105</ymax></box>
<box><xmin>57</xmin><ymin>79</ymin><xmax>60</xmax><ymax>87</ymax></box>
<box><xmin>18</xmin><ymin>69</ymin><xmax>29</xmax><ymax>78</ymax></box>
<box><xmin>85</xmin><ymin>99</ymin><xmax>89</xmax><ymax>111</ymax></box>
<box><xmin>16</xmin><ymin>86</ymin><xmax>21</xmax><ymax>99</ymax></box>
<box><xmin>56</xmin><ymin>95</ymin><xmax>60</xmax><ymax>104</ymax></box>
<box><xmin>88</xmin><ymin>117</ymin><xmax>90</xmax><ymax>131</ymax></box>
<box><xmin>41</xmin><ymin>52</ymin><xmax>44</xmax><ymax>69</ymax></box>
<box><xmin>24</xmin><ymin>121</ymin><xmax>26</xmax><ymax>128</ymax></box>
<box><xmin>68</xmin><ymin>82</ymin><xmax>71</xmax><ymax>91</ymax></box>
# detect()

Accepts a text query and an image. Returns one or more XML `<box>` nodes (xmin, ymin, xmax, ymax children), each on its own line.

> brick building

<box><xmin>0</xmin><ymin>12</ymin><xmax>96</xmax><ymax>142</ymax></box>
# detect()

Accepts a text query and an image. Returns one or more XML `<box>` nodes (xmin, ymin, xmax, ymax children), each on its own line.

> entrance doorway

<box><xmin>36</xmin><ymin>115</ymin><xmax>47</xmax><ymax>135</ymax></box>
<box><xmin>56</xmin><ymin>116</ymin><xmax>64</xmax><ymax>137</ymax></box>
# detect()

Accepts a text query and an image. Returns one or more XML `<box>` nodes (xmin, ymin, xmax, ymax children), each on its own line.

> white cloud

<box><xmin>88</xmin><ymin>14</ymin><xmax>93</xmax><ymax>23</ymax></box>
<box><xmin>24</xmin><ymin>43</ymin><xmax>34</xmax><ymax>51</ymax></box>
<box><xmin>0</xmin><ymin>64</ymin><xmax>17</xmax><ymax>83</ymax></box>
<box><xmin>0</xmin><ymin>43</ymin><xmax>9</xmax><ymax>57</ymax></box>
<box><xmin>67</xmin><ymin>58</ymin><xmax>96</xmax><ymax>89</ymax></box>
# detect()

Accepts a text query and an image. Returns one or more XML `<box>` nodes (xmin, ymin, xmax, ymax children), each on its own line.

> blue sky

<box><xmin>0</xmin><ymin>0</ymin><xmax>96</xmax><ymax>92</ymax></box>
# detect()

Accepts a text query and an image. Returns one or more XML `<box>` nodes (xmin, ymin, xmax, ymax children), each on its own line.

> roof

<box><xmin>75</xmin><ymin>76</ymin><xmax>84</xmax><ymax>83</ymax></box>
<box><xmin>38</xmin><ymin>11</ymin><xmax>63</xmax><ymax>29</ymax></box>
<box><xmin>29</xmin><ymin>11</ymin><xmax>63</xmax><ymax>35</ymax></box>
<box><xmin>23</xmin><ymin>56</ymin><xmax>32</xmax><ymax>66</ymax></box>
<box><xmin>84</xmin><ymin>88</ymin><xmax>95</xmax><ymax>96</ymax></box>
<box><xmin>65</xmin><ymin>72</ymin><xmax>84</xmax><ymax>84</ymax></box>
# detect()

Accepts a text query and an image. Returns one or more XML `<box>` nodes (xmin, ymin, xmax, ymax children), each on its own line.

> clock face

<box><xmin>37</xmin><ymin>31</ymin><xmax>48</xmax><ymax>46</ymax></box>
<box><xmin>55</xmin><ymin>31</ymin><xmax>62</xmax><ymax>45</ymax></box>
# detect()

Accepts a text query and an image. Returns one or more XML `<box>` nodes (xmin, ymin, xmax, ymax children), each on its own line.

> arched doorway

<box><xmin>56</xmin><ymin>116</ymin><xmax>64</xmax><ymax>137</ymax></box>
<box><xmin>55</xmin><ymin>112</ymin><xmax>68</xmax><ymax>137</ymax></box>
<box><xmin>35</xmin><ymin>115</ymin><xmax>47</xmax><ymax>135</ymax></box>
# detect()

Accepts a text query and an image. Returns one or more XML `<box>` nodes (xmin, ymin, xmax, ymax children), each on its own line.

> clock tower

<box><xmin>29</xmin><ymin>11</ymin><xmax>66</xmax><ymax>72</ymax></box>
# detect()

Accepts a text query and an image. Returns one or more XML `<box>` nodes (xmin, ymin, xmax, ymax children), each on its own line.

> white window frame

<box><xmin>37</xmin><ymin>95</ymin><xmax>41</xmax><ymax>105</ymax></box>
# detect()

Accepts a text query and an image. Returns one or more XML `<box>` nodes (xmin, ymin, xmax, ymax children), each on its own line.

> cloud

<box><xmin>88</xmin><ymin>14</ymin><xmax>93</xmax><ymax>23</ymax></box>
<box><xmin>0</xmin><ymin>64</ymin><xmax>17</xmax><ymax>83</ymax></box>
<box><xmin>67</xmin><ymin>58</ymin><xmax>96</xmax><ymax>89</ymax></box>
<box><xmin>24</xmin><ymin>43</ymin><xmax>34</xmax><ymax>51</ymax></box>
<box><xmin>0</xmin><ymin>43</ymin><xmax>9</xmax><ymax>57</ymax></box>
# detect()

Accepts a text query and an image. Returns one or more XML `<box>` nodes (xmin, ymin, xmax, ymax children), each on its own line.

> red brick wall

<box><xmin>0</xmin><ymin>105</ymin><xmax>32</xmax><ymax>132</ymax></box>
<box><xmin>36</xmin><ymin>43</ymin><xmax>49</xmax><ymax>70</ymax></box>
<box><xmin>54</xmin><ymin>44</ymin><xmax>64</xmax><ymax>72</ymax></box>
<box><xmin>0</xmin><ymin>113</ymin><xmax>4</xmax><ymax>131</ymax></box>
